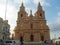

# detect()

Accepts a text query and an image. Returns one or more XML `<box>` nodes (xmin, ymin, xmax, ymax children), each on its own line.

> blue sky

<box><xmin>0</xmin><ymin>0</ymin><xmax>60</xmax><ymax>39</ymax></box>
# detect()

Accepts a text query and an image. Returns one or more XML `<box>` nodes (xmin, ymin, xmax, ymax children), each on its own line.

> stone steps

<box><xmin>22</xmin><ymin>42</ymin><xmax>55</xmax><ymax>45</ymax></box>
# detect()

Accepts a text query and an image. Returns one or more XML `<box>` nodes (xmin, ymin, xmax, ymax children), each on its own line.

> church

<box><xmin>13</xmin><ymin>2</ymin><xmax>50</xmax><ymax>42</ymax></box>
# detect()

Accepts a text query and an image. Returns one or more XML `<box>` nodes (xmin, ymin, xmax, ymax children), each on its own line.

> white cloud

<box><xmin>6</xmin><ymin>4</ymin><xmax>17</xmax><ymax>19</ymax></box>
<box><xmin>33</xmin><ymin>0</ymin><xmax>42</xmax><ymax>4</ymax></box>
<box><xmin>25</xmin><ymin>7</ymin><xmax>37</xmax><ymax>16</ymax></box>
<box><xmin>0</xmin><ymin>2</ymin><xmax>18</xmax><ymax>34</ymax></box>
<box><xmin>0</xmin><ymin>0</ymin><xmax>6</xmax><ymax>4</ymax></box>
<box><xmin>14</xmin><ymin>0</ymin><xmax>28</xmax><ymax>5</ymax></box>
<box><xmin>33</xmin><ymin>0</ymin><xmax>51</xmax><ymax>6</ymax></box>
<box><xmin>0</xmin><ymin>4</ymin><xmax>6</xmax><ymax>19</ymax></box>
<box><xmin>6</xmin><ymin>5</ymin><xmax>18</xmax><ymax>34</ymax></box>
<box><xmin>58</xmin><ymin>12</ymin><xmax>60</xmax><ymax>17</ymax></box>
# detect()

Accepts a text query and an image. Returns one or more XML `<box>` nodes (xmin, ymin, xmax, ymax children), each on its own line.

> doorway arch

<box><xmin>20</xmin><ymin>36</ymin><xmax>23</xmax><ymax>42</ymax></box>
<box><xmin>30</xmin><ymin>34</ymin><xmax>34</xmax><ymax>42</ymax></box>
<box><xmin>41</xmin><ymin>35</ymin><xmax>44</xmax><ymax>41</ymax></box>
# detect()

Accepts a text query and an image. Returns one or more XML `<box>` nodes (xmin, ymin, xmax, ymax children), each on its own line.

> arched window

<box><xmin>40</xmin><ymin>13</ymin><xmax>42</xmax><ymax>17</ymax></box>
<box><xmin>30</xmin><ymin>35</ymin><xmax>34</xmax><ymax>42</ymax></box>
<box><xmin>21</xmin><ymin>14</ymin><xmax>23</xmax><ymax>17</ymax></box>
<box><xmin>41</xmin><ymin>35</ymin><xmax>44</xmax><ymax>41</ymax></box>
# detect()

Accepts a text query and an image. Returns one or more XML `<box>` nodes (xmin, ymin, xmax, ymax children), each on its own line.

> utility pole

<box><xmin>5</xmin><ymin>0</ymin><xmax>8</xmax><ymax>20</ymax></box>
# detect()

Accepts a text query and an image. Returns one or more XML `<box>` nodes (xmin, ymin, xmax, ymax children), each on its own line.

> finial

<box><xmin>37</xmin><ymin>2</ymin><xmax>42</xmax><ymax>11</ymax></box>
<box><xmin>20</xmin><ymin>2</ymin><xmax>25</xmax><ymax>11</ymax></box>
<box><xmin>30</xmin><ymin>10</ymin><xmax>32</xmax><ymax>14</ymax></box>
<box><xmin>21</xmin><ymin>2</ymin><xmax>24</xmax><ymax>7</ymax></box>
<box><xmin>22</xmin><ymin>2</ymin><xmax>23</xmax><ymax>6</ymax></box>
<box><xmin>38</xmin><ymin>2</ymin><xmax>41</xmax><ymax>7</ymax></box>
<box><xmin>29</xmin><ymin>10</ymin><xmax>33</xmax><ymax>18</ymax></box>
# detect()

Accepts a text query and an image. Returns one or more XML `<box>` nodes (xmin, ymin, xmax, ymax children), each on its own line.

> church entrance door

<box><xmin>20</xmin><ymin>36</ymin><xmax>23</xmax><ymax>42</ymax></box>
<box><xmin>30</xmin><ymin>35</ymin><xmax>34</xmax><ymax>42</ymax></box>
<box><xmin>41</xmin><ymin>35</ymin><xmax>44</xmax><ymax>41</ymax></box>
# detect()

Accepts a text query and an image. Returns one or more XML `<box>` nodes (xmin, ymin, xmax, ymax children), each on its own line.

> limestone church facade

<box><xmin>14</xmin><ymin>2</ymin><xmax>50</xmax><ymax>42</ymax></box>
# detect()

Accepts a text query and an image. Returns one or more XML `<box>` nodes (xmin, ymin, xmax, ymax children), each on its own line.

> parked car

<box><xmin>5</xmin><ymin>40</ymin><xmax>20</xmax><ymax>45</ymax></box>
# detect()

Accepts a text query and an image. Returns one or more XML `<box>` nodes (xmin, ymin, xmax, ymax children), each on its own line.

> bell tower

<box><xmin>34</xmin><ymin>2</ymin><xmax>50</xmax><ymax>41</ymax></box>
<box><xmin>17</xmin><ymin>3</ymin><xmax>28</xmax><ymax>26</ymax></box>
<box><xmin>17</xmin><ymin>3</ymin><xmax>27</xmax><ymax>21</ymax></box>
<box><xmin>35</xmin><ymin>2</ymin><xmax>45</xmax><ymax>19</ymax></box>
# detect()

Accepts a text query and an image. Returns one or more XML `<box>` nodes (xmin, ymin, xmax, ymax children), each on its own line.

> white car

<box><xmin>5</xmin><ymin>40</ymin><xmax>20</xmax><ymax>45</ymax></box>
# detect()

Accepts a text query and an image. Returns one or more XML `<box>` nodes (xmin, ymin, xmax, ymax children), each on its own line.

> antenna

<box><xmin>5</xmin><ymin>0</ymin><xmax>8</xmax><ymax>20</ymax></box>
